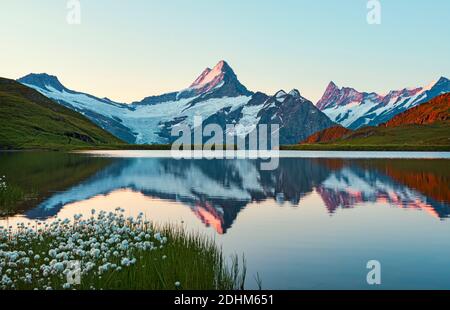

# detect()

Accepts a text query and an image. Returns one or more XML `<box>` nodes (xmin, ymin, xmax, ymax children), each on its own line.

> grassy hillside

<box><xmin>0</xmin><ymin>78</ymin><xmax>125</xmax><ymax>150</ymax></box>
<box><xmin>300</xmin><ymin>125</ymin><xmax>352</xmax><ymax>144</ymax></box>
<box><xmin>289</xmin><ymin>123</ymin><xmax>450</xmax><ymax>151</ymax></box>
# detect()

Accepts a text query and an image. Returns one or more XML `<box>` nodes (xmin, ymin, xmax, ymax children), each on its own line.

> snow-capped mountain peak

<box><xmin>254</xmin><ymin>89</ymin><xmax>335</xmax><ymax>144</ymax></box>
<box><xmin>288</xmin><ymin>89</ymin><xmax>301</xmax><ymax>99</ymax></box>
<box><xmin>274</xmin><ymin>89</ymin><xmax>303</xmax><ymax>102</ymax></box>
<box><xmin>426</xmin><ymin>76</ymin><xmax>450</xmax><ymax>98</ymax></box>
<box><xmin>316</xmin><ymin>81</ymin><xmax>368</xmax><ymax>111</ymax></box>
<box><xmin>381</xmin><ymin>87</ymin><xmax>422</xmax><ymax>105</ymax></box>
<box><xmin>173</xmin><ymin>60</ymin><xmax>252</xmax><ymax>102</ymax></box>
<box><xmin>188</xmin><ymin>60</ymin><xmax>231</xmax><ymax>92</ymax></box>
<box><xmin>275</xmin><ymin>90</ymin><xmax>287</xmax><ymax>99</ymax></box>
<box><xmin>316</xmin><ymin>81</ymin><xmax>339</xmax><ymax>110</ymax></box>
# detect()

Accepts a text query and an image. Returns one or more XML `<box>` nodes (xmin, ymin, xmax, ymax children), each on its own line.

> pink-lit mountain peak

<box><xmin>189</xmin><ymin>60</ymin><xmax>235</xmax><ymax>89</ymax></box>
<box><xmin>381</xmin><ymin>87</ymin><xmax>423</xmax><ymax>103</ymax></box>
<box><xmin>325</xmin><ymin>81</ymin><xmax>339</xmax><ymax>93</ymax></box>
<box><xmin>317</xmin><ymin>78</ymin><xmax>447</xmax><ymax>111</ymax></box>
<box><xmin>316</xmin><ymin>77</ymin><xmax>450</xmax><ymax>129</ymax></box>
<box><xmin>316</xmin><ymin>81</ymin><xmax>366</xmax><ymax>110</ymax></box>
<box><xmin>190</xmin><ymin>67</ymin><xmax>212</xmax><ymax>87</ymax></box>
<box><xmin>178</xmin><ymin>60</ymin><xmax>251</xmax><ymax>99</ymax></box>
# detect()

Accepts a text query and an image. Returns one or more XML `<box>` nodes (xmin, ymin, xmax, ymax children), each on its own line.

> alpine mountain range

<box><xmin>17</xmin><ymin>60</ymin><xmax>450</xmax><ymax>145</ymax></box>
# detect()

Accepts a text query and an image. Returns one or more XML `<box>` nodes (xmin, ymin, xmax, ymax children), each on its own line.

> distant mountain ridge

<box><xmin>317</xmin><ymin>77</ymin><xmax>450</xmax><ymax>129</ymax></box>
<box><xmin>300</xmin><ymin>93</ymin><xmax>450</xmax><ymax>148</ymax></box>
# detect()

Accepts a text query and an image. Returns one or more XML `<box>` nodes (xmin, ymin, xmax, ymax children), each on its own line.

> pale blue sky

<box><xmin>1</xmin><ymin>0</ymin><xmax>449</xmax><ymax>103</ymax></box>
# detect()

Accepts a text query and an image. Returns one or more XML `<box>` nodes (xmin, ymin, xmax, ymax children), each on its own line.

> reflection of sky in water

<box><xmin>2</xmin><ymin>153</ymin><xmax>450</xmax><ymax>289</ymax></box>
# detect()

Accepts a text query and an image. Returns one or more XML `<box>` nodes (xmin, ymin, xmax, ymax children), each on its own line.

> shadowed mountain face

<box><xmin>3</xmin><ymin>154</ymin><xmax>448</xmax><ymax>234</ymax></box>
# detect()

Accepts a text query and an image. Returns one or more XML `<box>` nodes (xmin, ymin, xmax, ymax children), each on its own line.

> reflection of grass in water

<box><xmin>0</xmin><ymin>184</ymin><xmax>40</xmax><ymax>216</ymax></box>
<box><xmin>0</xmin><ymin>212</ymin><xmax>247</xmax><ymax>290</ymax></box>
<box><xmin>0</xmin><ymin>177</ymin><xmax>25</xmax><ymax>216</ymax></box>
<box><xmin>0</xmin><ymin>152</ymin><xmax>113</xmax><ymax>216</ymax></box>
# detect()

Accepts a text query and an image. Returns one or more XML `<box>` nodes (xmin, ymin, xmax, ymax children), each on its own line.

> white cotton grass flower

<box><xmin>0</xmin><ymin>176</ymin><xmax>7</xmax><ymax>190</ymax></box>
<box><xmin>0</xmin><ymin>211</ymin><xmax>167</xmax><ymax>290</ymax></box>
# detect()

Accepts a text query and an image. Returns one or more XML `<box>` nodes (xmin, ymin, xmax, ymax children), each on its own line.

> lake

<box><xmin>1</xmin><ymin>151</ymin><xmax>450</xmax><ymax>289</ymax></box>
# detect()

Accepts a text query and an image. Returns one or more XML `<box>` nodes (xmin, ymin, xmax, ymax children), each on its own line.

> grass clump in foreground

<box><xmin>0</xmin><ymin>209</ymin><xmax>246</xmax><ymax>290</ymax></box>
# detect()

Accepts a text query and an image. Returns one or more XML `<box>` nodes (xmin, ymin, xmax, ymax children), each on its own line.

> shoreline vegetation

<box><xmin>0</xmin><ymin>143</ymin><xmax>450</xmax><ymax>152</ymax></box>
<box><xmin>280</xmin><ymin>144</ymin><xmax>450</xmax><ymax>152</ymax></box>
<box><xmin>1</xmin><ymin>143</ymin><xmax>449</xmax><ymax>152</ymax></box>
<box><xmin>0</xmin><ymin>210</ymin><xmax>247</xmax><ymax>290</ymax></box>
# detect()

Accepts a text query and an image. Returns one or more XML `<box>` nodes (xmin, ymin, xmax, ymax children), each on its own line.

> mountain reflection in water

<box><xmin>19</xmin><ymin>157</ymin><xmax>450</xmax><ymax>234</ymax></box>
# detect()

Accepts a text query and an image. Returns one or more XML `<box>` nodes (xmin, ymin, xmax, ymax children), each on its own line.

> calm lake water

<box><xmin>1</xmin><ymin>151</ymin><xmax>450</xmax><ymax>289</ymax></box>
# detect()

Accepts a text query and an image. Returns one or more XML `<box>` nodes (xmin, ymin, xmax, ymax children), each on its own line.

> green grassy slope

<box><xmin>332</xmin><ymin>123</ymin><xmax>449</xmax><ymax>146</ymax></box>
<box><xmin>0</xmin><ymin>77</ymin><xmax>125</xmax><ymax>150</ymax></box>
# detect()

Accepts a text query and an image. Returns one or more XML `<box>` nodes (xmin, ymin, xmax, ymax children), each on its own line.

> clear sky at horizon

<box><xmin>1</xmin><ymin>0</ymin><xmax>449</xmax><ymax>103</ymax></box>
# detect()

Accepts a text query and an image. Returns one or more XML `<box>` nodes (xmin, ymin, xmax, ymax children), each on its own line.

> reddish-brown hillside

<box><xmin>300</xmin><ymin>125</ymin><xmax>352</xmax><ymax>144</ymax></box>
<box><xmin>384</xmin><ymin>93</ymin><xmax>450</xmax><ymax>127</ymax></box>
